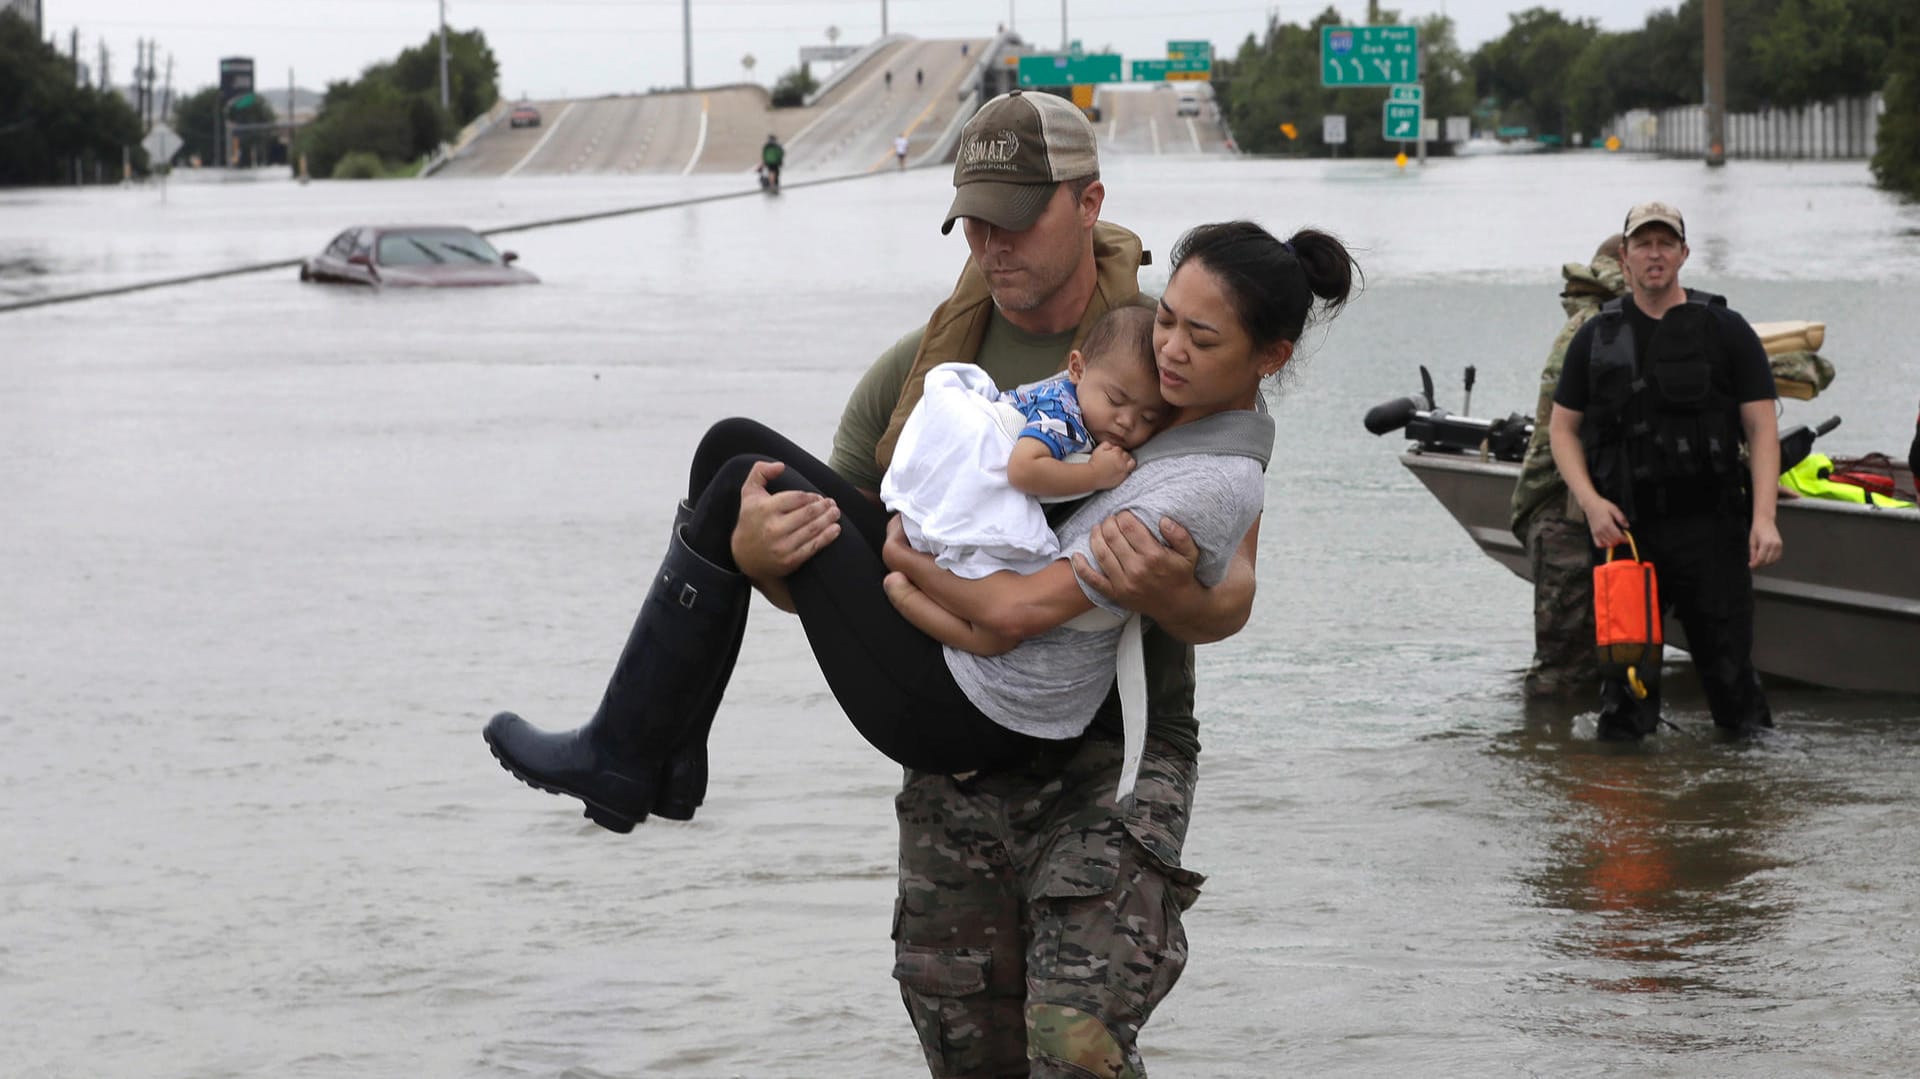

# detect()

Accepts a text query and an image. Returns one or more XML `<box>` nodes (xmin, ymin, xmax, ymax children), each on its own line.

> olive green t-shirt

<box><xmin>829</xmin><ymin>308</ymin><xmax>1204</xmax><ymax>759</ymax></box>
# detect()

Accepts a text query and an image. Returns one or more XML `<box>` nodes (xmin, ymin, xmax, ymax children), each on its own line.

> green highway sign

<box><xmin>1389</xmin><ymin>84</ymin><xmax>1422</xmax><ymax>104</ymax></box>
<box><xmin>1321</xmin><ymin>25</ymin><xmax>1419</xmax><ymax>86</ymax></box>
<box><xmin>1018</xmin><ymin>53</ymin><xmax>1123</xmax><ymax>87</ymax></box>
<box><xmin>226</xmin><ymin>92</ymin><xmax>257</xmax><ymax>110</ymax></box>
<box><xmin>1383</xmin><ymin>100</ymin><xmax>1422</xmax><ymax>141</ymax></box>
<box><xmin>1131</xmin><ymin>58</ymin><xmax>1212</xmax><ymax>81</ymax></box>
<box><xmin>1167</xmin><ymin>40</ymin><xmax>1211</xmax><ymax>60</ymax></box>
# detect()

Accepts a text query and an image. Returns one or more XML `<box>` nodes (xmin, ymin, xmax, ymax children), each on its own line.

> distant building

<box><xmin>2</xmin><ymin>0</ymin><xmax>41</xmax><ymax>33</ymax></box>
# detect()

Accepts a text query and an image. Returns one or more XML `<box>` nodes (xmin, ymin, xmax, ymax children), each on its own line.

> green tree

<box><xmin>1871</xmin><ymin>25</ymin><xmax>1920</xmax><ymax>198</ymax></box>
<box><xmin>0</xmin><ymin>10</ymin><xmax>148</xmax><ymax>184</ymax></box>
<box><xmin>293</xmin><ymin>27</ymin><xmax>499</xmax><ymax>178</ymax></box>
<box><xmin>1471</xmin><ymin>7</ymin><xmax>1600</xmax><ymax>140</ymax></box>
<box><xmin>770</xmin><ymin>62</ymin><xmax>817</xmax><ymax>108</ymax></box>
<box><xmin>170</xmin><ymin>85</ymin><xmax>278</xmax><ymax>167</ymax></box>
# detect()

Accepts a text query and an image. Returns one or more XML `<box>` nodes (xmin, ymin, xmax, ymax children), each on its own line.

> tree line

<box><xmin>295</xmin><ymin>29</ymin><xmax>500</xmax><ymax>179</ymax></box>
<box><xmin>1215</xmin><ymin>2</ymin><xmax>1920</xmax><ymax>198</ymax></box>
<box><xmin>0</xmin><ymin>10</ymin><xmax>146</xmax><ymax>185</ymax></box>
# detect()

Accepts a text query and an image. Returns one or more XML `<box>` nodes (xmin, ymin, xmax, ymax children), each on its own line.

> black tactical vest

<box><xmin>1580</xmin><ymin>291</ymin><xmax>1744</xmax><ymax>504</ymax></box>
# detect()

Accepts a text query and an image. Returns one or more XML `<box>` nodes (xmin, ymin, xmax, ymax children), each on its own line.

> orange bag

<box><xmin>1594</xmin><ymin>531</ymin><xmax>1662</xmax><ymax>699</ymax></box>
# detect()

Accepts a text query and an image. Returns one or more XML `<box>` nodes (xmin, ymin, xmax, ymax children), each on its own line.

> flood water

<box><xmin>4</xmin><ymin>155</ymin><xmax>1920</xmax><ymax>1078</ymax></box>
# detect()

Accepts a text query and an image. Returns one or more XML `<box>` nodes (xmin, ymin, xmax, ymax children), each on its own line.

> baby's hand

<box><xmin>1089</xmin><ymin>442</ymin><xmax>1136</xmax><ymax>490</ymax></box>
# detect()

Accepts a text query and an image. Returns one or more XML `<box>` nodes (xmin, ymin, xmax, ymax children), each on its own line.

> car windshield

<box><xmin>377</xmin><ymin>229</ymin><xmax>501</xmax><ymax>266</ymax></box>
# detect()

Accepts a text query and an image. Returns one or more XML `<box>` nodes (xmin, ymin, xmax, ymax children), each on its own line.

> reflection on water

<box><xmin>1503</xmin><ymin>717</ymin><xmax>1795</xmax><ymax>996</ymax></box>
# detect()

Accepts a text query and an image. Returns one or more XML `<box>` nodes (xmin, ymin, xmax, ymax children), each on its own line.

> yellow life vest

<box><xmin>1781</xmin><ymin>453</ymin><xmax>1915</xmax><ymax>508</ymax></box>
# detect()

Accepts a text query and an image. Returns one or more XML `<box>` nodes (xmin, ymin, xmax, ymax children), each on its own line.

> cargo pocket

<box><xmin>891</xmin><ymin>944</ymin><xmax>996</xmax><ymax>1075</ymax></box>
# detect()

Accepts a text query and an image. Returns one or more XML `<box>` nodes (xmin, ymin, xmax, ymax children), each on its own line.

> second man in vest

<box><xmin>1547</xmin><ymin>200</ymin><xmax>1782</xmax><ymax>740</ymax></box>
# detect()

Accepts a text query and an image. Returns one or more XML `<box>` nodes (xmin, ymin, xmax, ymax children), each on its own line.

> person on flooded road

<box><xmin>1549</xmin><ymin>201</ymin><xmax>1782</xmax><ymax>741</ymax></box>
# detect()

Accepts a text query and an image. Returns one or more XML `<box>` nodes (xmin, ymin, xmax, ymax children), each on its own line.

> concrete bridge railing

<box><xmin>1606</xmin><ymin>93</ymin><xmax>1884</xmax><ymax>160</ymax></box>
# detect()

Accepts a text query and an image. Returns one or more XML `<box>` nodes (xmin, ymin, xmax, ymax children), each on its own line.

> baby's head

<box><xmin>1067</xmin><ymin>305</ymin><xmax>1165</xmax><ymax>449</ymax></box>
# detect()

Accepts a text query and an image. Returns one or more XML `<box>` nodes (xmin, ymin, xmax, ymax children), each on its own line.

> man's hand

<box><xmin>1073</xmin><ymin>513</ymin><xmax>1200</xmax><ymax>613</ymax></box>
<box><xmin>1088</xmin><ymin>442</ymin><xmax>1137</xmax><ymax>491</ymax></box>
<box><xmin>1580</xmin><ymin>494</ymin><xmax>1631</xmax><ymax>550</ymax></box>
<box><xmin>730</xmin><ymin>460</ymin><xmax>840</xmax><ymax>583</ymax></box>
<box><xmin>1749</xmin><ymin>518</ymin><xmax>1783</xmax><ymax>568</ymax></box>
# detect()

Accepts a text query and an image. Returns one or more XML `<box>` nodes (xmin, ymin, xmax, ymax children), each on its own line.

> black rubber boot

<box><xmin>483</xmin><ymin>525</ymin><xmax>749</xmax><ymax>834</ymax></box>
<box><xmin>652</xmin><ymin>499</ymin><xmax>747</xmax><ymax>821</ymax></box>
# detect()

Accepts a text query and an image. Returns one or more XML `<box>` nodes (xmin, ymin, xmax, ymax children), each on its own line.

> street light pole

<box><xmin>881</xmin><ymin>0</ymin><xmax>889</xmax><ymax>37</ymax></box>
<box><xmin>683</xmin><ymin>0</ymin><xmax>693</xmax><ymax>90</ymax></box>
<box><xmin>1703</xmin><ymin>0</ymin><xmax>1727</xmax><ymax>166</ymax></box>
<box><xmin>438</xmin><ymin>0</ymin><xmax>450</xmax><ymax>110</ymax></box>
<box><xmin>1061</xmin><ymin>0</ymin><xmax>1067</xmax><ymax>51</ymax></box>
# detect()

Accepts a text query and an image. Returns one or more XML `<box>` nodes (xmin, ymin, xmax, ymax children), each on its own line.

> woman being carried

<box><xmin>482</xmin><ymin>221</ymin><xmax>1358</xmax><ymax>833</ymax></box>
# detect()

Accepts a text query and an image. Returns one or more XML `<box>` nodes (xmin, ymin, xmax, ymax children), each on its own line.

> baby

<box><xmin>879</xmin><ymin>305</ymin><xmax>1165</xmax><ymax>651</ymax></box>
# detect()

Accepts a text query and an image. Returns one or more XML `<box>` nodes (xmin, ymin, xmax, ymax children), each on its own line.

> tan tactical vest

<box><xmin>873</xmin><ymin>220</ymin><xmax>1154</xmax><ymax>472</ymax></box>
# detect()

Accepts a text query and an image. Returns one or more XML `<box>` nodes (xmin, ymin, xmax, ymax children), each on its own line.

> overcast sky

<box><xmin>43</xmin><ymin>0</ymin><xmax>1678</xmax><ymax>101</ymax></box>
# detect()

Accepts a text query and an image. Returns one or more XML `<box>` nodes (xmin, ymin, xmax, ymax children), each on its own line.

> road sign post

<box><xmin>1323</xmin><ymin>114</ymin><xmax>1347</xmax><ymax>157</ymax></box>
<box><xmin>1320</xmin><ymin>26</ymin><xmax>1419</xmax><ymax>86</ymax></box>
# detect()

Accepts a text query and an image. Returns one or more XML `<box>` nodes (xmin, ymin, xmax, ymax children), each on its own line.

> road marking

<box><xmin>1149</xmin><ymin>117</ymin><xmax>1161</xmax><ymax>155</ymax></box>
<box><xmin>504</xmin><ymin>101</ymin><xmax>574</xmax><ymax>178</ymax></box>
<box><xmin>1187</xmin><ymin>117</ymin><xmax>1202</xmax><ymax>152</ymax></box>
<box><xmin>682</xmin><ymin>94</ymin><xmax>709</xmax><ymax>176</ymax></box>
<box><xmin>1107</xmin><ymin>116</ymin><xmax>1117</xmax><ymax>142</ymax></box>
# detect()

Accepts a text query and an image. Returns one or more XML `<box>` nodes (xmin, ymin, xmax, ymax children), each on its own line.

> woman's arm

<box><xmin>882</xmin><ymin>517</ymin><xmax>1095</xmax><ymax>640</ymax></box>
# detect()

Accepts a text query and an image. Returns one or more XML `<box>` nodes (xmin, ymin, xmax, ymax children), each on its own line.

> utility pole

<box><xmin>68</xmin><ymin>27</ymin><xmax>77</xmax><ymax>85</ymax></box>
<box><xmin>438</xmin><ymin>0</ymin><xmax>451</xmax><ymax>110</ymax></box>
<box><xmin>162</xmin><ymin>53</ymin><xmax>173</xmax><ymax>121</ymax></box>
<box><xmin>289</xmin><ymin>67</ymin><xmax>297</xmax><ymax>175</ymax></box>
<box><xmin>682</xmin><ymin>0</ymin><xmax>693</xmax><ymax>90</ymax></box>
<box><xmin>881</xmin><ymin>0</ymin><xmax>888</xmax><ymax>37</ymax></box>
<box><xmin>98</xmin><ymin>39</ymin><xmax>108</xmax><ymax>91</ymax></box>
<box><xmin>1061</xmin><ymin>0</ymin><xmax>1067</xmax><ymax>51</ymax></box>
<box><xmin>1703</xmin><ymin>0</ymin><xmax>1727</xmax><ymax>166</ymax></box>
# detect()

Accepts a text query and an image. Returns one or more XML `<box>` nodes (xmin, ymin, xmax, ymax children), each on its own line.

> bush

<box><xmin>330</xmin><ymin>151</ymin><xmax>388</xmax><ymax>179</ymax></box>
<box><xmin>770</xmin><ymin>63</ymin><xmax>817</xmax><ymax>108</ymax></box>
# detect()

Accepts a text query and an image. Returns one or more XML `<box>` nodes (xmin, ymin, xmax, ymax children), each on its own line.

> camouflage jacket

<box><xmin>1508</xmin><ymin>254</ymin><xmax>1627</xmax><ymax>538</ymax></box>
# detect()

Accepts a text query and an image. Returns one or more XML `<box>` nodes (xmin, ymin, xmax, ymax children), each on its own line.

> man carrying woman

<box><xmin>484</xmin><ymin>90</ymin><xmax>1359</xmax><ymax>1077</ymax></box>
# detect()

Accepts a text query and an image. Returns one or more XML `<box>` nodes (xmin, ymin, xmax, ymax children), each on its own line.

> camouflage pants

<box><xmin>1525</xmin><ymin>509</ymin><xmax>1600</xmax><ymax>696</ymax></box>
<box><xmin>891</xmin><ymin>730</ymin><xmax>1203</xmax><ymax>1079</ymax></box>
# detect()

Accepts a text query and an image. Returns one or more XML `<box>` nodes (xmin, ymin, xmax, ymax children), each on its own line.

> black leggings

<box><xmin>680</xmin><ymin>418</ymin><xmax>1050</xmax><ymax>773</ymax></box>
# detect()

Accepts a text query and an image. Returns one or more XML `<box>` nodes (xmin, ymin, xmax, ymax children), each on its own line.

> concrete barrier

<box><xmin>1606</xmin><ymin>93</ymin><xmax>1883</xmax><ymax>160</ymax></box>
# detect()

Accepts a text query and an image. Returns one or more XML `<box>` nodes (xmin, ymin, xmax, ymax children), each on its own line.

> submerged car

<box><xmin>509</xmin><ymin>104</ymin><xmax>541</xmax><ymax>128</ymax></box>
<box><xmin>299</xmin><ymin>226</ymin><xmax>539</xmax><ymax>288</ymax></box>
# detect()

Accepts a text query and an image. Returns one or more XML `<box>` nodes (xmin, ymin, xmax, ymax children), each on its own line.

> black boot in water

<box><xmin>651</xmin><ymin>498</ymin><xmax>747</xmax><ymax>822</ymax></box>
<box><xmin>483</xmin><ymin>525</ymin><xmax>750</xmax><ymax>833</ymax></box>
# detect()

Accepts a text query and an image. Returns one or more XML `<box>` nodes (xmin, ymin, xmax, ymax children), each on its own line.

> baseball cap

<box><xmin>941</xmin><ymin>90</ymin><xmax>1100</xmax><ymax>235</ymax></box>
<box><xmin>1623</xmin><ymin>201</ymin><xmax>1685</xmax><ymax>242</ymax></box>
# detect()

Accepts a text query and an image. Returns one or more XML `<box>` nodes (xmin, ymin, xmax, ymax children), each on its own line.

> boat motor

<box><xmin>1364</xmin><ymin>365</ymin><xmax>1534</xmax><ymax>462</ymax></box>
<box><xmin>1778</xmin><ymin>415</ymin><xmax>1841</xmax><ymax>472</ymax></box>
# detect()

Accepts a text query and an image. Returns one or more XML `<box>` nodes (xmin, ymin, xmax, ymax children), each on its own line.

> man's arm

<box><xmin>1072</xmin><ymin>514</ymin><xmax>1255</xmax><ymax>645</ymax></box>
<box><xmin>1740</xmin><ymin>399</ymin><xmax>1783</xmax><ymax>567</ymax></box>
<box><xmin>733</xmin><ymin>331</ymin><xmax>919</xmax><ymax>610</ymax></box>
<box><xmin>1550</xmin><ymin>403</ymin><xmax>1629</xmax><ymax>549</ymax></box>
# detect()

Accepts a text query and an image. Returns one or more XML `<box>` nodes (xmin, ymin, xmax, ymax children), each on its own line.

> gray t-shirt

<box><xmin>944</xmin><ymin>451</ymin><xmax>1265</xmax><ymax>739</ymax></box>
